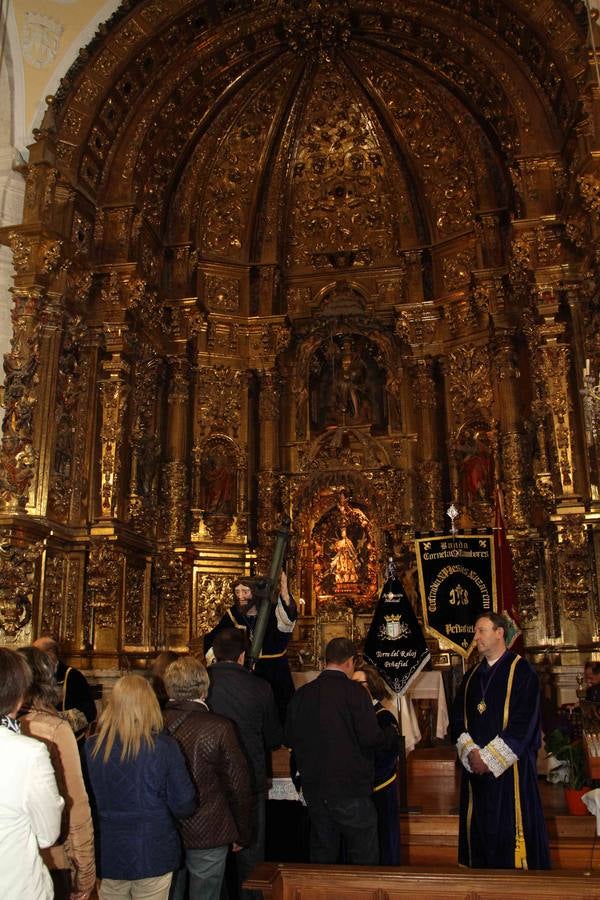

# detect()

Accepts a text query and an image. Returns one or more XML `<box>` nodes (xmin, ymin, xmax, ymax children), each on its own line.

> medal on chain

<box><xmin>476</xmin><ymin>654</ymin><xmax>505</xmax><ymax>714</ymax></box>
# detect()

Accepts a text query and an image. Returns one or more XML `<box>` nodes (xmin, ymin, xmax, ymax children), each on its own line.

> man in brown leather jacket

<box><xmin>163</xmin><ymin>656</ymin><xmax>252</xmax><ymax>900</ymax></box>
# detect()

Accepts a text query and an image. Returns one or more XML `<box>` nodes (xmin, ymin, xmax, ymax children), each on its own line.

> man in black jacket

<box><xmin>207</xmin><ymin>628</ymin><xmax>282</xmax><ymax>900</ymax></box>
<box><xmin>284</xmin><ymin>637</ymin><xmax>397</xmax><ymax>865</ymax></box>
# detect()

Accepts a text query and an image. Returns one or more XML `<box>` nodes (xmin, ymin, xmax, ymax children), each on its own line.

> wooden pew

<box><xmin>399</xmin><ymin>809</ymin><xmax>598</xmax><ymax>870</ymax></box>
<box><xmin>245</xmin><ymin>862</ymin><xmax>600</xmax><ymax>899</ymax></box>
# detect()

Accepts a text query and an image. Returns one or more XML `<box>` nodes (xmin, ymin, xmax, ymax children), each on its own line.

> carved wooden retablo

<box><xmin>0</xmin><ymin>1</ymin><xmax>598</xmax><ymax>674</ymax></box>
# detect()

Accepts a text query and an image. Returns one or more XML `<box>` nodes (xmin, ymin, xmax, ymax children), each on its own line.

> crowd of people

<box><xmin>1</xmin><ymin>633</ymin><xmax>403</xmax><ymax>898</ymax></box>
<box><xmin>3</xmin><ymin>585</ymin><xmax>575</xmax><ymax>898</ymax></box>
<box><xmin>1</xmin><ymin>631</ymin><xmax>403</xmax><ymax>899</ymax></box>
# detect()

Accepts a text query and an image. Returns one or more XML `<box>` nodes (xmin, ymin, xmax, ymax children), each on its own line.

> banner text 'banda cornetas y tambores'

<box><xmin>414</xmin><ymin>535</ymin><xmax>496</xmax><ymax>657</ymax></box>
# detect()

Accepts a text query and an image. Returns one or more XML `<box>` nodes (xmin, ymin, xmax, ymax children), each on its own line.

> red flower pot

<box><xmin>564</xmin><ymin>787</ymin><xmax>590</xmax><ymax>816</ymax></box>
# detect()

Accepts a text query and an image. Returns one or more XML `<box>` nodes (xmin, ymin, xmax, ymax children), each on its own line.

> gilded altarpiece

<box><xmin>0</xmin><ymin>0</ymin><xmax>599</xmax><ymax>689</ymax></box>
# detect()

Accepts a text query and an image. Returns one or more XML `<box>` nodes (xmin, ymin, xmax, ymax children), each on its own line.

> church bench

<box><xmin>244</xmin><ymin>862</ymin><xmax>600</xmax><ymax>899</ymax></box>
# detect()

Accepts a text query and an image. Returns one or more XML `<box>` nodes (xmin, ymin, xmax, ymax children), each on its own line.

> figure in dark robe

<box><xmin>451</xmin><ymin>613</ymin><xmax>550</xmax><ymax>870</ymax></box>
<box><xmin>353</xmin><ymin>665</ymin><xmax>400</xmax><ymax>865</ymax></box>
<box><xmin>203</xmin><ymin>571</ymin><xmax>297</xmax><ymax>723</ymax></box>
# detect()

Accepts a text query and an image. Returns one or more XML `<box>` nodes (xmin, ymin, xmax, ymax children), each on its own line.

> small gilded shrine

<box><xmin>0</xmin><ymin>0</ymin><xmax>599</xmax><ymax>686</ymax></box>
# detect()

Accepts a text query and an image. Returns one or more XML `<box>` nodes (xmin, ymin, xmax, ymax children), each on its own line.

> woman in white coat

<box><xmin>0</xmin><ymin>647</ymin><xmax>64</xmax><ymax>899</ymax></box>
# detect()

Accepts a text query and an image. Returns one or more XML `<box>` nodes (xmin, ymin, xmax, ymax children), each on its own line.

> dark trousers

<box><xmin>223</xmin><ymin>791</ymin><xmax>265</xmax><ymax>900</ymax></box>
<box><xmin>305</xmin><ymin>795</ymin><xmax>379</xmax><ymax>865</ymax></box>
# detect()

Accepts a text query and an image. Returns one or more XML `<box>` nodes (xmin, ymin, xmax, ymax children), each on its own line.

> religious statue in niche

<box><xmin>136</xmin><ymin>434</ymin><xmax>161</xmax><ymax>498</ymax></box>
<box><xmin>456</xmin><ymin>423</ymin><xmax>495</xmax><ymax>510</ymax></box>
<box><xmin>200</xmin><ymin>438</ymin><xmax>237</xmax><ymax>519</ymax></box>
<box><xmin>331</xmin><ymin>526</ymin><xmax>360</xmax><ymax>585</ymax></box>
<box><xmin>309</xmin><ymin>334</ymin><xmax>386</xmax><ymax>433</ymax></box>
<box><xmin>311</xmin><ymin>493</ymin><xmax>377</xmax><ymax>606</ymax></box>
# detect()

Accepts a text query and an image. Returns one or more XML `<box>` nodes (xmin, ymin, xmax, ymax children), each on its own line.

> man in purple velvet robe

<box><xmin>451</xmin><ymin>613</ymin><xmax>550</xmax><ymax>869</ymax></box>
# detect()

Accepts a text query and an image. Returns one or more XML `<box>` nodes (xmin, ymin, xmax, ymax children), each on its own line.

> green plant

<box><xmin>544</xmin><ymin>728</ymin><xmax>589</xmax><ymax>790</ymax></box>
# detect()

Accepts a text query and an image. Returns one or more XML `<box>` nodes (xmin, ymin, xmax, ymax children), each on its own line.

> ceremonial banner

<box><xmin>364</xmin><ymin>577</ymin><xmax>430</xmax><ymax>695</ymax></box>
<box><xmin>414</xmin><ymin>534</ymin><xmax>496</xmax><ymax>657</ymax></box>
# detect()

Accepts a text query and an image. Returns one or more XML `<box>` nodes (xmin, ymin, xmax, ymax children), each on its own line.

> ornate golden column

<box><xmin>515</xmin><ymin>247</ymin><xmax>592</xmax><ymax>646</ymax></box>
<box><xmin>491</xmin><ymin>327</ymin><xmax>529</xmax><ymax>529</ymax></box>
<box><xmin>535</xmin><ymin>304</ymin><xmax>580</xmax><ymax>507</ymax></box>
<box><xmin>0</xmin><ymin>284</ymin><xmax>45</xmax><ymax>512</ymax></box>
<box><xmin>97</xmin><ymin>350</ymin><xmax>131</xmax><ymax>521</ymax></box>
<box><xmin>163</xmin><ymin>356</ymin><xmax>190</xmax><ymax>544</ymax></box>
<box><xmin>256</xmin><ymin>369</ymin><xmax>281</xmax><ymax>569</ymax></box>
<box><xmin>413</xmin><ymin>357</ymin><xmax>443</xmax><ymax>530</ymax></box>
<box><xmin>491</xmin><ymin>320</ymin><xmax>548</xmax><ymax>640</ymax></box>
<box><xmin>27</xmin><ymin>289</ymin><xmax>66</xmax><ymax>517</ymax></box>
<box><xmin>566</xmin><ymin>282</ymin><xmax>600</xmax><ymax>505</ymax></box>
<box><xmin>127</xmin><ymin>351</ymin><xmax>162</xmax><ymax>535</ymax></box>
<box><xmin>2</xmin><ymin>228</ymin><xmax>67</xmax><ymax>515</ymax></box>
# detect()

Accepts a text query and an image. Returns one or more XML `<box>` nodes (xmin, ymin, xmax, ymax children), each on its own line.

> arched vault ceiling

<box><xmin>46</xmin><ymin>0</ymin><xmax>587</xmax><ymax>265</ymax></box>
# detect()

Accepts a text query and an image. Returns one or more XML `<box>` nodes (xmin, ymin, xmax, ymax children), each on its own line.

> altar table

<box><xmin>405</xmin><ymin>670</ymin><xmax>449</xmax><ymax>741</ymax></box>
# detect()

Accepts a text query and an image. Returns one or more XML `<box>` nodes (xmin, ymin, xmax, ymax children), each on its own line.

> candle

<box><xmin>585</xmin><ymin>358</ymin><xmax>591</xmax><ymax>377</ymax></box>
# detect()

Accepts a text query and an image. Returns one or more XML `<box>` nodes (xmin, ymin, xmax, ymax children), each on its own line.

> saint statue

<box><xmin>461</xmin><ymin>431</ymin><xmax>493</xmax><ymax>505</ymax></box>
<box><xmin>330</xmin><ymin>526</ymin><xmax>359</xmax><ymax>585</ymax></box>
<box><xmin>201</xmin><ymin>445</ymin><xmax>236</xmax><ymax>516</ymax></box>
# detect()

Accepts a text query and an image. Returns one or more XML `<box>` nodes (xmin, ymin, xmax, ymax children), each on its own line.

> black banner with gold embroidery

<box><xmin>363</xmin><ymin>577</ymin><xmax>430</xmax><ymax>695</ymax></box>
<box><xmin>414</xmin><ymin>534</ymin><xmax>496</xmax><ymax>658</ymax></box>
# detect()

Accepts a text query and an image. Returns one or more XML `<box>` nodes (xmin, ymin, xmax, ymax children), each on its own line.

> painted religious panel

<box><xmin>455</xmin><ymin>422</ymin><xmax>495</xmax><ymax>526</ymax></box>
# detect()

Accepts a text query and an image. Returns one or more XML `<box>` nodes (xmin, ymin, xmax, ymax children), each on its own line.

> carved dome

<box><xmin>47</xmin><ymin>0</ymin><xmax>586</xmax><ymax>289</ymax></box>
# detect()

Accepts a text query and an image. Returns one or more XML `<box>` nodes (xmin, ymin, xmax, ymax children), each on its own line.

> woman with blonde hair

<box><xmin>18</xmin><ymin>646</ymin><xmax>95</xmax><ymax>900</ymax></box>
<box><xmin>85</xmin><ymin>674</ymin><xmax>196</xmax><ymax>899</ymax></box>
